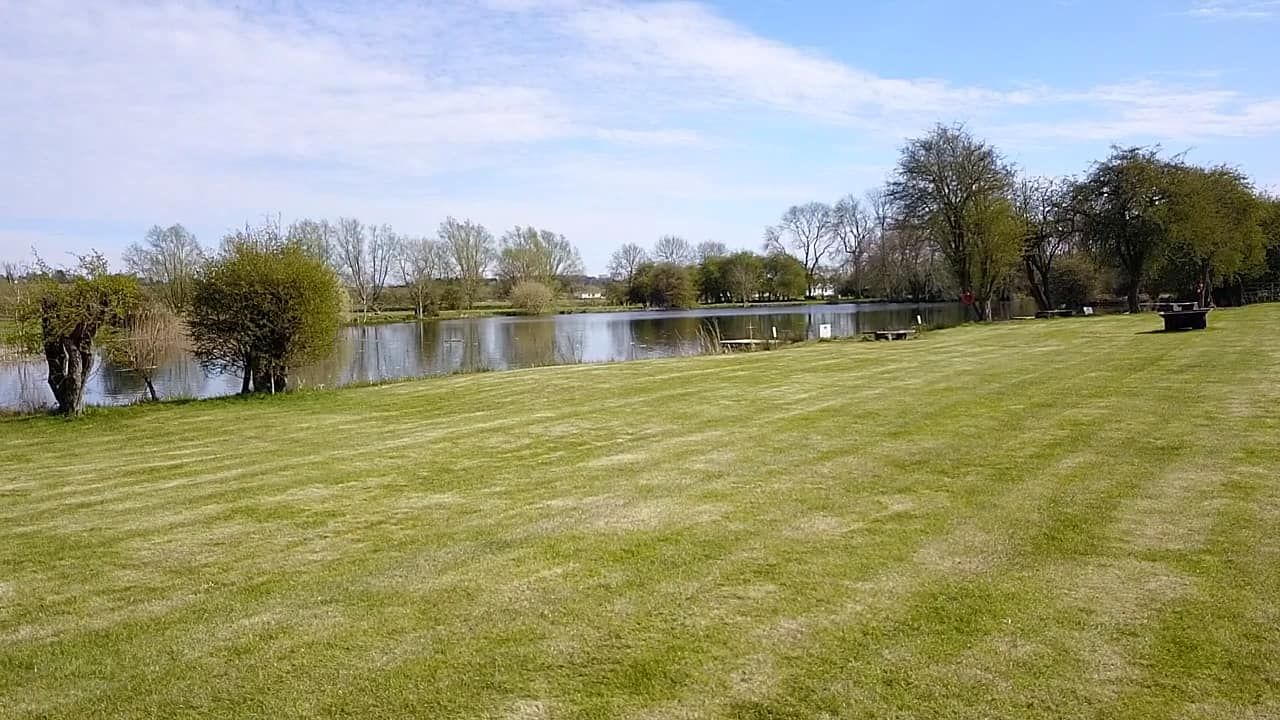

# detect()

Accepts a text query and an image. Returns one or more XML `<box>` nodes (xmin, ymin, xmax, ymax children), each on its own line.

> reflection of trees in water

<box><xmin>505</xmin><ymin>320</ymin><xmax>558</xmax><ymax>368</ymax></box>
<box><xmin>436</xmin><ymin>321</ymin><xmax>489</xmax><ymax>374</ymax></box>
<box><xmin>97</xmin><ymin>331</ymin><xmax>218</xmax><ymax>402</ymax></box>
<box><xmin>0</xmin><ymin>359</ymin><xmax>52</xmax><ymax>412</ymax></box>
<box><xmin>1</xmin><ymin>300</ymin><xmax>1042</xmax><ymax>409</ymax></box>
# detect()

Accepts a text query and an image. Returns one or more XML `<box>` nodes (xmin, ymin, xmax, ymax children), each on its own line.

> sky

<box><xmin>2</xmin><ymin>0</ymin><xmax>1279</xmax><ymax>274</ymax></box>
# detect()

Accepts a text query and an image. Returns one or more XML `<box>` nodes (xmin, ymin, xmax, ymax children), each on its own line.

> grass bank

<box><xmin>2</xmin><ymin>306</ymin><xmax>1279</xmax><ymax>718</ymax></box>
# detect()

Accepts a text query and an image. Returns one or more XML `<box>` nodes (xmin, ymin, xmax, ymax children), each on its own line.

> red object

<box><xmin>961</xmin><ymin>291</ymin><xmax>975</xmax><ymax>306</ymax></box>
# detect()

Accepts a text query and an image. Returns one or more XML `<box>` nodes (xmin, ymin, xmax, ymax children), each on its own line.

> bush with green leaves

<box><xmin>14</xmin><ymin>252</ymin><xmax>142</xmax><ymax>415</ymax></box>
<box><xmin>509</xmin><ymin>280</ymin><xmax>556</xmax><ymax>315</ymax></box>
<box><xmin>188</xmin><ymin>243</ymin><xmax>342</xmax><ymax>394</ymax></box>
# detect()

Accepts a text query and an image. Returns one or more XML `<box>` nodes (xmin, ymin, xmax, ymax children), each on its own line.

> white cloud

<box><xmin>1</xmin><ymin>0</ymin><xmax>1279</xmax><ymax>271</ymax></box>
<box><xmin>1186</xmin><ymin>1</ymin><xmax>1280</xmax><ymax>18</ymax></box>
<box><xmin>559</xmin><ymin>2</ymin><xmax>1031</xmax><ymax>124</ymax></box>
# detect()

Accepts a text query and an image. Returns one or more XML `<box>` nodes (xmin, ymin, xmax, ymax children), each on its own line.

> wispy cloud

<box><xmin>1185</xmin><ymin>0</ymin><xmax>1280</xmax><ymax>18</ymax></box>
<box><xmin>1</xmin><ymin>0</ymin><xmax>1278</xmax><ymax>268</ymax></box>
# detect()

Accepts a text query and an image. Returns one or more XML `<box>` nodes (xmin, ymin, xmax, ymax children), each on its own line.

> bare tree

<box><xmin>123</xmin><ymin>224</ymin><xmax>205</xmax><ymax>310</ymax></box>
<box><xmin>832</xmin><ymin>195</ymin><xmax>873</xmax><ymax>298</ymax></box>
<box><xmin>104</xmin><ymin>303</ymin><xmax>179</xmax><ymax>402</ymax></box>
<box><xmin>608</xmin><ymin>243</ymin><xmax>648</xmax><ymax>283</ymax></box>
<box><xmin>287</xmin><ymin>218</ymin><xmax>338</xmax><ymax>270</ymax></box>
<box><xmin>497</xmin><ymin>226</ymin><xmax>584</xmax><ymax>291</ymax></box>
<box><xmin>398</xmin><ymin>237</ymin><xmax>450</xmax><ymax>318</ymax></box>
<box><xmin>336</xmin><ymin>218</ymin><xmax>396</xmax><ymax>316</ymax></box>
<box><xmin>221</xmin><ymin>216</ymin><xmax>287</xmax><ymax>254</ymax></box>
<box><xmin>653</xmin><ymin>235</ymin><xmax>694</xmax><ymax>264</ymax></box>
<box><xmin>764</xmin><ymin>202</ymin><xmax>837</xmax><ymax>296</ymax></box>
<box><xmin>1014</xmin><ymin>177</ymin><xmax>1076</xmax><ymax>311</ymax></box>
<box><xmin>608</xmin><ymin>243</ymin><xmax>648</xmax><ymax>303</ymax></box>
<box><xmin>439</xmin><ymin>217</ymin><xmax>495</xmax><ymax>309</ymax></box>
<box><xmin>695</xmin><ymin>241</ymin><xmax>729</xmax><ymax>263</ymax></box>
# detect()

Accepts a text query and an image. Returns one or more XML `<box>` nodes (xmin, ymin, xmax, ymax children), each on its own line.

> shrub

<box><xmin>510</xmin><ymin>280</ymin><xmax>556</xmax><ymax>315</ymax></box>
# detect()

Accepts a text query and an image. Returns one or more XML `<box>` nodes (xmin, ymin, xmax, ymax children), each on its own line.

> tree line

<box><xmin>2</xmin><ymin>212</ymin><xmax>587</xmax><ymax>415</ymax></box>
<box><xmin>4</xmin><ymin>124</ymin><xmax>1279</xmax><ymax>416</ymax></box>
<box><xmin>111</xmin><ymin>215</ymin><xmax>587</xmax><ymax>318</ymax></box>
<box><xmin>605</xmin><ymin>126</ymin><xmax>1280</xmax><ymax>318</ymax></box>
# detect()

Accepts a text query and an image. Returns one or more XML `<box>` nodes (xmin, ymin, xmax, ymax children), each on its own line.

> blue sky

<box><xmin>2</xmin><ymin>0</ymin><xmax>1278</xmax><ymax>273</ymax></box>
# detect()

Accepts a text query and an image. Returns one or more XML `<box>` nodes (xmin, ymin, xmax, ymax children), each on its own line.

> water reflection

<box><xmin>0</xmin><ymin>301</ymin><xmax>1030</xmax><ymax>409</ymax></box>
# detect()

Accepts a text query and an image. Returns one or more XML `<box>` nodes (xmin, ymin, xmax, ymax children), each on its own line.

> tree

<box><xmin>1161</xmin><ymin>164</ymin><xmax>1267</xmax><ymax>306</ymax></box>
<box><xmin>286</xmin><ymin>218</ymin><xmax>338</xmax><ymax>270</ymax></box>
<box><xmin>1263</xmin><ymin>196</ymin><xmax>1280</xmax><ymax>283</ymax></box>
<box><xmin>653</xmin><ymin>235</ymin><xmax>694</xmax><ymax>265</ymax></box>
<box><xmin>1013</xmin><ymin>177</ymin><xmax>1076</xmax><ymax>311</ymax></box>
<box><xmin>189</xmin><ymin>241</ymin><xmax>341</xmax><ymax>394</ymax></box>
<box><xmin>722</xmin><ymin>251</ymin><xmax>763</xmax><ymax>304</ymax></box>
<box><xmin>397</xmin><ymin>237</ymin><xmax>451</xmax><ymax>319</ymax></box>
<box><xmin>635</xmin><ymin>262</ymin><xmax>695</xmax><ymax>308</ymax></box>
<box><xmin>104</xmin><ymin>303</ymin><xmax>179</xmax><ymax>402</ymax></box>
<box><xmin>439</xmin><ymin>217</ymin><xmax>495</xmax><ymax>309</ymax></box>
<box><xmin>761</xmin><ymin>252</ymin><xmax>808</xmax><ymax>301</ymax></box>
<box><xmin>887</xmin><ymin>124</ymin><xmax>1019</xmax><ymax>320</ymax></box>
<box><xmin>497</xmin><ymin>226</ymin><xmax>583</xmax><ymax>292</ymax></box>
<box><xmin>123</xmin><ymin>224</ymin><xmax>204</xmax><ymax>311</ymax></box>
<box><xmin>15</xmin><ymin>252</ymin><xmax>141</xmax><ymax>415</ymax></box>
<box><xmin>221</xmin><ymin>215</ymin><xmax>289</xmax><ymax>254</ymax></box>
<box><xmin>336</xmin><ymin>218</ymin><xmax>396</xmax><ymax>316</ymax></box>
<box><xmin>695</xmin><ymin>255</ymin><xmax>728</xmax><ymax>304</ymax></box>
<box><xmin>696</xmin><ymin>241</ymin><xmax>729</xmax><ymax>263</ymax></box>
<box><xmin>1074</xmin><ymin>147</ymin><xmax>1176</xmax><ymax>313</ymax></box>
<box><xmin>510</xmin><ymin>280</ymin><xmax>556</xmax><ymax>315</ymax></box>
<box><xmin>764</xmin><ymin>202</ymin><xmax>837</xmax><ymax>297</ymax></box>
<box><xmin>832</xmin><ymin>195</ymin><xmax>873</xmax><ymax>297</ymax></box>
<box><xmin>608</xmin><ymin>243</ymin><xmax>649</xmax><ymax>303</ymax></box>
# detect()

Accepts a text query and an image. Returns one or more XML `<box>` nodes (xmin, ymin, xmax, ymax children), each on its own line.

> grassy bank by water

<box><xmin>2</xmin><ymin>306</ymin><xmax>1278</xmax><ymax>718</ymax></box>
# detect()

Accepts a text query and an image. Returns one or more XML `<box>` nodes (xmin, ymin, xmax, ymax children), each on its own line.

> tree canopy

<box><xmin>888</xmin><ymin>124</ymin><xmax>1019</xmax><ymax>319</ymax></box>
<box><xmin>188</xmin><ymin>241</ymin><xmax>342</xmax><ymax>394</ymax></box>
<box><xmin>16</xmin><ymin>252</ymin><xmax>142</xmax><ymax>415</ymax></box>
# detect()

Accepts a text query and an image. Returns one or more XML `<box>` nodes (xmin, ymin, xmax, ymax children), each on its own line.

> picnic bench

<box><xmin>870</xmin><ymin>329</ymin><xmax>915</xmax><ymax>341</ymax></box>
<box><xmin>1035</xmin><ymin>309</ymin><xmax>1074</xmax><ymax>319</ymax></box>
<box><xmin>1159</xmin><ymin>308</ymin><xmax>1210</xmax><ymax>331</ymax></box>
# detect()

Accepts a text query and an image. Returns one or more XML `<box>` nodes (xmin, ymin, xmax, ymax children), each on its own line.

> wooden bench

<box><xmin>1159</xmin><ymin>308</ymin><xmax>1210</xmax><ymax>331</ymax></box>
<box><xmin>873</xmin><ymin>329</ymin><xmax>915</xmax><ymax>341</ymax></box>
<box><xmin>1035</xmin><ymin>309</ymin><xmax>1074</xmax><ymax>319</ymax></box>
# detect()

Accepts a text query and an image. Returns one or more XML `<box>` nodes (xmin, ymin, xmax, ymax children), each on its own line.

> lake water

<box><xmin>0</xmin><ymin>301</ymin><xmax>1032</xmax><ymax>410</ymax></box>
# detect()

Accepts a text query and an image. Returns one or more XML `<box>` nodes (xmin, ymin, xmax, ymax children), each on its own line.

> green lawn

<box><xmin>2</xmin><ymin>306</ymin><xmax>1278</xmax><ymax>719</ymax></box>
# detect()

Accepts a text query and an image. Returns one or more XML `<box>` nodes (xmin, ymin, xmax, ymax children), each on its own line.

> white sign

<box><xmin>819</xmin><ymin>324</ymin><xmax>832</xmax><ymax>339</ymax></box>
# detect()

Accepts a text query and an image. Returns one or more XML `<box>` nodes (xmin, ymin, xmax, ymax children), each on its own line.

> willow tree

<box><xmin>496</xmin><ymin>226</ymin><xmax>583</xmax><ymax>293</ymax></box>
<box><xmin>888</xmin><ymin>125</ymin><xmax>1020</xmax><ymax>320</ymax></box>
<box><xmin>189</xmin><ymin>241</ymin><xmax>341</xmax><ymax>394</ymax></box>
<box><xmin>1161</xmin><ymin>164</ymin><xmax>1267</xmax><ymax>306</ymax></box>
<box><xmin>1074</xmin><ymin>147</ymin><xmax>1176</xmax><ymax>313</ymax></box>
<box><xmin>16</xmin><ymin>253</ymin><xmax>141</xmax><ymax>415</ymax></box>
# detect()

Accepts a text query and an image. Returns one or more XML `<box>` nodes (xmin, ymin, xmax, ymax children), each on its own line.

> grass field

<box><xmin>2</xmin><ymin>306</ymin><xmax>1278</xmax><ymax>719</ymax></box>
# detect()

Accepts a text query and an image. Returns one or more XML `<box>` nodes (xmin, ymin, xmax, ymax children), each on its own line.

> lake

<box><xmin>0</xmin><ymin>301</ymin><xmax>1032</xmax><ymax>410</ymax></box>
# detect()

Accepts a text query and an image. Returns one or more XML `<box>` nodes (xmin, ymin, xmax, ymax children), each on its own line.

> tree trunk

<box><xmin>144</xmin><ymin>376</ymin><xmax>158</xmax><ymax>402</ymax></box>
<box><xmin>241</xmin><ymin>357</ymin><xmax>254</xmax><ymax>394</ymax></box>
<box><xmin>1127</xmin><ymin>285</ymin><xmax>1141</xmax><ymax>314</ymax></box>
<box><xmin>45</xmin><ymin>335</ymin><xmax>91</xmax><ymax>416</ymax></box>
<box><xmin>1024</xmin><ymin>258</ymin><xmax>1051</xmax><ymax>312</ymax></box>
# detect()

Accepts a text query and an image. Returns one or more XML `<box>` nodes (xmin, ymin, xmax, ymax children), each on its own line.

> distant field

<box><xmin>2</xmin><ymin>306</ymin><xmax>1278</xmax><ymax>718</ymax></box>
